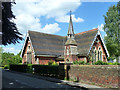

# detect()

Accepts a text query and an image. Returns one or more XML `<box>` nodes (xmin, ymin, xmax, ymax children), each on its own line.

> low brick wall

<box><xmin>68</xmin><ymin>65</ymin><xmax>120</xmax><ymax>88</ymax></box>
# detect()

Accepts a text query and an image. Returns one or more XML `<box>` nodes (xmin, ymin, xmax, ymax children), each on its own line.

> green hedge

<box><xmin>9</xmin><ymin>64</ymin><xmax>65</xmax><ymax>79</ymax></box>
<box><xmin>10</xmin><ymin>64</ymin><xmax>27</xmax><ymax>72</ymax></box>
<box><xmin>32</xmin><ymin>65</ymin><xmax>60</xmax><ymax>78</ymax></box>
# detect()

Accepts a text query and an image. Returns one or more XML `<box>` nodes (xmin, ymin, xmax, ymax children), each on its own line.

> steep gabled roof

<box><xmin>75</xmin><ymin>28</ymin><xmax>98</xmax><ymax>56</ymax></box>
<box><xmin>28</xmin><ymin>31</ymin><xmax>66</xmax><ymax>56</ymax></box>
<box><xmin>21</xmin><ymin>29</ymin><xmax>99</xmax><ymax>57</ymax></box>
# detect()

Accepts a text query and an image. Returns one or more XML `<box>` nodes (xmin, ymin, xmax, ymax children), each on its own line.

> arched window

<box><xmin>98</xmin><ymin>51</ymin><xmax>99</xmax><ymax>60</ymax></box>
<box><xmin>100</xmin><ymin>51</ymin><xmax>102</xmax><ymax>61</ymax></box>
<box><xmin>98</xmin><ymin>47</ymin><xmax>102</xmax><ymax>61</ymax></box>
<box><xmin>95</xmin><ymin>50</ymin><xmax>96</xmax><ymax>62</ymax></box>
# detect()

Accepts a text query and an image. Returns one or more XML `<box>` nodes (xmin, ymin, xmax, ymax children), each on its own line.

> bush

<box><xmin>73</xmin><ymin>61</ymin><xmax>86</xmax><ymax>65</ymax></box>
<box><xmin>32</xmin><ymin>65</ymin><xmax>61</xmax><ymax>78</ymax></box>
<box><xmin>4</xmin><ymin>65</ymin><xmax>9</xmax><ymax>69</ymax></box>
<box><xmin>27</xmin><ymin>64</ymin><xmax>33</xmax><ymax>73</ymax></box>
<box><xmin>48</xmin><ymin>60</ymin><xmax>54</xmax><ymax>65</ymax></box>
<box><xmin>112</xmin><ymin>62</ymin><xmax>120</xmax><ymax>65</ymax></box>
<box><xmin>73</xmin><ymin>61</ymin><xmax>79</xmax><ymax>65</ymax></box>
<box><xmin>10</xmin><ymin>64</ymin><xmax>27</xmax><ymax>72</ymax></box>
<box><xmin>108</xmin><ymin>62</ymin><xmax>113</xmax><ymax>65</ymax></box>
<box><xmin>79</xmin><ymin>61</ymin><xmax>86</xmax><ymax>65</ymax></box>
<box><xmin>93</xmin><ymin>60</ymin><xmax>108</xmax><ymax>65</ymax></box>
<box><xmin>48</xmin><ymin>60</ymin><xmax>58</xmax><ymax>66</ymax></box>
<box><xmin>52</xmin><ymin>61</ymin><xmax>58</xmax><ymax>66</ymax></box>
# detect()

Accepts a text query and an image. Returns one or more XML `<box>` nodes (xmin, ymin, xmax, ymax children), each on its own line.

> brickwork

<box><xmin>22</xmin><ymin>39</ymin><xmax>35</xmax><ymax>64</ymax></box>
<box><xmin>38</xmin><ymin>57</ymin><xmax>55</xmax><ymax>65</ymax></box>
<box><xmin>91</xmin><ymin>36</ymin><xmax>107</xmax><ymax>62</ymax></box>
<box><xmin>68</xmin><ymin>65</ymin><xmax>120</xmax><ymax>88</ymax></box>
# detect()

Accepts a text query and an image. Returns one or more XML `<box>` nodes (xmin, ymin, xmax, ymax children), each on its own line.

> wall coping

<box><xmin>70</xmin><ymin>65</ymin><xmax>120</xmax><ymax>69</ymax></box>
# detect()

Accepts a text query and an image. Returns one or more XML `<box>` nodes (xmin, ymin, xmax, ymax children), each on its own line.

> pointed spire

<box><xmin>65</xmin><ymin>11</ymin><xmax>77</xmax><ymax>46</ymax></box>
<box><xmin>67</xmin><ymin>10</ymin><xmax>74</xmax><ymax>39</ymax></box>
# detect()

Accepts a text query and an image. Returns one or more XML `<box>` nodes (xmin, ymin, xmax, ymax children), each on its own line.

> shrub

<box><xmin>79</xmin><ymin>61</ymin><xmax>86</xmax><ymax>65</ymax></box>
<box><xmin>86</xmin><ymin>63</ymin><xmax>90</xmax><ymax>65</ymax></box>
<box><xmin>27</xmin><ymin>64</ymin><xmax>33</xmax><ymax>73</ymax></box>
<box><xmin>4</xmin><ymin>65</ymin><xmax>9</xmax><ymax>69</ymax></box>
<box><xmin>48</xmin><ymin>60</ymin><xmax>54</xmax><ymax>65</ymax></box>
<box><xmin>93</xmin><ymin>60</ymin><xmax>108</xmax><ymax>65</ymax></box>
<box><xmin>108</xmin><ymin>62</ymin><xmax>113</xmax><ymax>65</ymax></box>
<box><xmin>73</xmin><ymin>61</ymin><xmax>86</xmax><ymax>65</ymax></box>
<box><xmin>73</xmin><ymin>61</ymin><xmax>79</xmax><ymax>65</ymax></box>
<box><xmin>48</xmin><ymin>60</ymin><xmax>58</xmax><ymax>66</ymax></box>
<box><xmin>52</xmin><ymin>61</ymin><xmax>58</xmax><ymax>66</ymax></box>
<box><xmin>10</xmin><ymin>64</ymin><xmax>27</xmax><ymax>72</ymax></box>
<box><xmin>112</xmin><ymin>62</ymin><xmax>120</xmax><ymax>65</ymax></box>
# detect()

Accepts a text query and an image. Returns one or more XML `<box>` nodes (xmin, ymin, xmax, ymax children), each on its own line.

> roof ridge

<box><xmin>75</xmin><ymin>28</ymin><xmax>98</xmax><ymax>35</ymax></box>
<box><xmin>28</xmin><ymin>30</ymin><xmax>65</xmax><ymax>38</ymax></box>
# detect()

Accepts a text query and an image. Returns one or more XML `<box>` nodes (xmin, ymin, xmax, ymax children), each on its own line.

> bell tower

<box><xmin>64</xmin><ymin>11</ymin><xmax>78</xmax><ymax>63</ymax></box>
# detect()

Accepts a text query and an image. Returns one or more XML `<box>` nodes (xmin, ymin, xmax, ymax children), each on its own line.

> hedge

<box><xmin>10</xmin><ymin>64</ymin><xmax>65</xmax><ymax>79</ymax></box>
<box><xmin>10</xmin><ymin>64</ymin><xmax>27</xmax><ymax>72</ymax></box>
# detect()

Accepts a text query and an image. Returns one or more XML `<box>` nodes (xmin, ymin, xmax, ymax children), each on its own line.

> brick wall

<box><xmin>68</xmin><ymin>65</ymin><xmax>120</xmax><ymax>88</ymax></box>
<box><xmin>38</xmin><ymin>57</ymin><xmax>55</xmax><ymax>65</ymax></box>
<box><xmin>22</xmin><ymin>39</ymin><xmax>35</xmax><ymax>64</ymax></box>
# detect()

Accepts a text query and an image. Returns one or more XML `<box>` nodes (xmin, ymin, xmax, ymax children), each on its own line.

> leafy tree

<box><xmin>2</xmin><ymin>52</ymin><xmax>14</xmax><ymax>66</ymax></box>
<box><xmin>103</xmin><ymin>1</ymin><xmax>120</xmax><ymax>58</ymax></box>
<box><xmin>12</xmin><ymin>54</ymin><xmax>22</xmax><ymax>64</ymax></box>
<box><xmin>2</xmin><ymin>51</ymin><xmax>22</xmax><ymax>66</ymax></box>
<box><xmin>2</xmin><ymin>2</ymin><xmax>23</xmax><ymax>45</ymax></box>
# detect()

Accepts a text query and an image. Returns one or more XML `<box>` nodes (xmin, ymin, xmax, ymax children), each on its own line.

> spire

<box><xmin>65</xmin><ymin>11</ymin><xmax>77</xmax><ymax>45</ymax></box>
<box><xmin>67</xmin><ymin>10</ymin><xmax>74</xmax><ymax>39</ymax></box>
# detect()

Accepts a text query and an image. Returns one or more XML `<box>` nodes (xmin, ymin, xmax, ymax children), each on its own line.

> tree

<box><xmin>103</xmin><ymin>1</ymin><xmax>120</xmax><ymax>58</ymax></box>
<box><xmin>2</xmin><ymin>52</ymin><xmax>14</xmax><ymax>66</ymax></box>
<box><xmin>2</xmin><ymin>2</ymin><xmax>23</xmax><ymax>45</ymax></box>
<box><xmin>2</xmin><ymin>51</ymin><xmax>22</xmax><ymax>66</ymax></box>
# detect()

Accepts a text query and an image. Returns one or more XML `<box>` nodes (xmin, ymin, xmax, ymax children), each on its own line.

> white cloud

<box><xmin>55</xmin><ymin>14</ymin><xmax>84</xmax><ymax>23</ymax></box>
<box><xmin>43</xmin><ymin>23</ymin><xmax>61</xmax><ymax>34</ymax></box>
<box><xmin>12</xmin><ymin>0</ymin><xmax>81</xmax><ymax>36</ymax></box>
<box><xmin>3</xmin><ymin>47</ymin><xmax>20</xmax><ymax>55</ymax></box>
<box><xmin>98</xmin><ymin>24</ymin><xmax>104</xmax><ymax>32</ymax></box>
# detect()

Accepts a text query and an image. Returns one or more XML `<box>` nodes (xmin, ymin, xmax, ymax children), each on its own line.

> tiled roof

<box><xmin>75</xmin><ymin>28</ymin><xmax>98</xmax><ymax>56</ymax></box>
<box><xmin>28</xmin><ymin>31</ymin><xmax>66</xmax><ymax>56</ymax></box>
<box><xmin>27</xmin><ymin>28</ymin><xmax>98</xmax><ymax>56</ymax></box>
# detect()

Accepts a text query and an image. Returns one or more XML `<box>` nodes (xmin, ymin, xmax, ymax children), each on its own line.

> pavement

<box><xmin>3</xmin><ymin>69</ymin><xmax>103</xmax><ymax>89</ymax></box>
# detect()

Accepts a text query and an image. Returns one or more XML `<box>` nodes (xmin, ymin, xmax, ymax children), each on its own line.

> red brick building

<box><xmin>21</xmin><ymin>14</ymin><xmax>109</xmax><ymax>64</ymax></box>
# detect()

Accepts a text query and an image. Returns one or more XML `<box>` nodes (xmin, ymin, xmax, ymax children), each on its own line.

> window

<box><xmin>98</xmin><ymin>51</ymin><xmax>99</xmax><ymax>60</ymax></box>
<box><xmin>100</xmin><ymin>51</ymin><xmax>102</xmax><ymax>61</ymax></box>
<box><xmin>98</xmin><ymin>47</ymin><xmax>102</xmax><ymax>61</ymax></box>
<box><xmin>28</xmin><ymin>46</ymin><xmax>30</xmax><ymax>50</ymax></box>
<box><xmin>95</xmin><ymin>50</ymin><xmax>96</xmax><ymax>62</ymax></box>
<box><xmin>67</xmin><ymin>47</ymin><xmax>69</xmax><ymax>55</ymax></box>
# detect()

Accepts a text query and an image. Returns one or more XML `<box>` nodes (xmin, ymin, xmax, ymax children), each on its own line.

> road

<box><xmin>1</xmin><ymin>69</ymin><xmax>78</xmax><ymax>89</ymax></box>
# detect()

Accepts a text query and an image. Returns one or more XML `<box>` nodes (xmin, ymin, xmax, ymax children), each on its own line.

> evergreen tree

<box><xmin>103</xmin><ymin>1</ymin><xmax>120</xmax><ymax>58</ymax></box>
<box><xmin>2</xmin><ymin>2</ymin><xmax>23</xmax><ymax>45</ymax></box>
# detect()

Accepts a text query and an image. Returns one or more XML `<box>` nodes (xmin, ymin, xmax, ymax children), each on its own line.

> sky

<box><xmin>2</xmin><ymin>0</ymin><xmax>118</xmax><ymax>55</ymax></box>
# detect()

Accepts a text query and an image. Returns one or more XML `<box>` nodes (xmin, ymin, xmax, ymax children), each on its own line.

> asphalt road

<box><xmin>1</xmin><ymin>69</ymin><xmax>77</xmax><ymax>89</ymax></box>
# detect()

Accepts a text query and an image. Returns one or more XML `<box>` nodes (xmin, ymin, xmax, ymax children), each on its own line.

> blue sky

<box><xmin>2</xmin><ymin>1</ymin><xmax>118</xmax><ymax>55</ymax></box>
